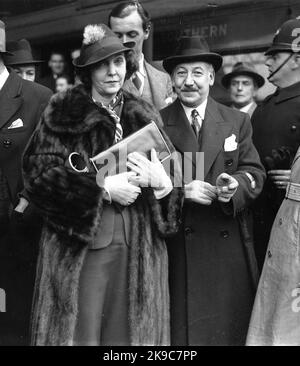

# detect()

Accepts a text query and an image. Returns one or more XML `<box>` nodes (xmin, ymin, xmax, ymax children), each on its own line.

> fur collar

<box><xmin>43</xmin><ymin>84</ymin><xmax>162</xmax><ymax>135</ymax></box>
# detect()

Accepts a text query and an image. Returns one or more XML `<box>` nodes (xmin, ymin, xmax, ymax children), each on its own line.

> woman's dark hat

<box><xmin>4</xmin><ymin>39</ymin><xmax>43</xmax><ymax>66</ymax></box>
<box><xmin>73</xmin><ymin>24</ymin><xmax>134</xmax><ymax>68</ymax></box>
<box><xmin>0</xmin><ymin>20</ymin><xmax>13</xmax><ymax>55</ymax></box>
<box><xmin>163</xmin><ymin>36</ymin><xmax>223</xmax><ymax>74</ymax></box>
<box><xmin>221</xmin><ymin>61</ymin><xmax>265</xmax><ymax>88</ymax></box>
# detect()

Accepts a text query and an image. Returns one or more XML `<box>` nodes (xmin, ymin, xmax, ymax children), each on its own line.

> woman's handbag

<box><xmin>67</xmin><ymin>121</ymin><xmax>172</xmax><ymax>176</ymax></box>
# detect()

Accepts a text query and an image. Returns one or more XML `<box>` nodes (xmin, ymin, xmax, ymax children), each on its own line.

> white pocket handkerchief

<box><xmin>7</xmin><ymin>118</ymin><xmax>23</xmax><ymax>129</ymax></box>
<box><xmin>224</xmin><ymin>134</ymin><xmax>238</xmax><ymax>152</ymax></box>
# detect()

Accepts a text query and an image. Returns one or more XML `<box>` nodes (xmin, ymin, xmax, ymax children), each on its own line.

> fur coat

<box><xmin>22</xmin><ymin>84</ymin><xmax>183</xmax><ymax>346</ymax></box>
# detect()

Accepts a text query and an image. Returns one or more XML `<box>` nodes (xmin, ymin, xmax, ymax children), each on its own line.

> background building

<box><xmin>2</xmin><ymin>0</ymin><xmax>300</xmax><ymax>101</ymax></box>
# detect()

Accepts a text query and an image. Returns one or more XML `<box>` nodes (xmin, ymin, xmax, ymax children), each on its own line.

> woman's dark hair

<box><xmin>108</xmin><ymin>1</ymin><xmax>151</xmax><ymax>32</ymax></box>
<box><xmin>76</xmin><ymin>50</ymin><xmax>138</xmax><ymax>91</ymax></box>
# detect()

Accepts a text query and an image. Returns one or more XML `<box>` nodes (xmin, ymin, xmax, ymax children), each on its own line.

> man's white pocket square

<box><xmin>7</xmin><ymin>118</ymin><xmax>23</xmax><ymax>129</ymax></box>
<box><xmin>224</xmin><ymin>134</ymin><xmax>238</xmax><ymax>152</ymax></box>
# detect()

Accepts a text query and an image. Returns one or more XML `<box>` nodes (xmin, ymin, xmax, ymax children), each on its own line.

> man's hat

<box><xmin>221</xmin><ymin>61</ymin><xmax>265</xmax><ymax>88</ymax></box>
<box><xmin>163</xmin><ymin>36</ymin><xmax>223</xmax><ymax>74</ymax></box>
<box><xmin>73</xmin><ymin>23</ymin><xmax>134</xmax><ymax>68</ymax></box>
<box><xmin>0</xmin><ymin>20</ymin><xmax>13</xmax><ymax>55</ymax></box>
<box><xmin>4</xmin><ymin>39</ymin><xmax>43</xmax><ymax>66</ymax></box>
<box><xmin>265</xmin><ymin>17</ymin><xmax>300</xmax><ymax>55</ymax></box>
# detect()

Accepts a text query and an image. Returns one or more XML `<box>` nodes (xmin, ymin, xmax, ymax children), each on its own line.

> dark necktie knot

<box><xmin>191</xmin><ymin>109</ymin><xmax>199</xmax><ymax>119</ymax></box>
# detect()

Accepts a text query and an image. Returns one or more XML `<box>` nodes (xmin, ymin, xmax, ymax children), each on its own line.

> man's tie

<box><xmin>191</xmin><ymin>109</ymin><xmax>202</xmax><ymax>139</ymax></box>
<box><xmin>132</xmin><ymin>72</ymin><xmax>142</xmax><ymax>95</ymax></box>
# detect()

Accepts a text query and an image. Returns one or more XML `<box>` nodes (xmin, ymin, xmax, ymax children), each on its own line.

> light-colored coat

<box><xmin>247</xmin><ymin>146</ymin><xmax>300</xmax><ymax>346</ymax></box>
<box><xmin>123</xmin><ymin>61</ymin><xmax>173</xmax><ymax>111</ymax></box>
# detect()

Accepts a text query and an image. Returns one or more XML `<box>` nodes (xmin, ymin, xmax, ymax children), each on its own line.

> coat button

<box><xmin>225</xmin><ymin>159</ymin><xmax>233</xmax><ymax>167</ymax></box>
<box><xmin>290</xmin><ymin>125</ymin><xmax>297</xmax><ymax>133</ymax></box>
<box><xmin>3</xmin><ymin>139</ymin><xmax>12</xmax><ymax>148</ymax></box>
<box><xmin>220</xmin><ymin>230</ymin><xmax>229</xmax><ymax>238</ymax></box>
<box><xmin>267</xmin><ymin>250</ymin><xmax>272</xmax><ymax>258</ymax></box>
<box><xmin>185</xmin><ymin>227</ymin><xmax>193</xmax><ymax>236</ymax></box>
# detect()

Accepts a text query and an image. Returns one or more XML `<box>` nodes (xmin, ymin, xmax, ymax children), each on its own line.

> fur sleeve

<box><xmin>22</xmin><ymin>119</ymin><xmax>103</xmax><ymax>246</ymax></box>
<box><xmin>145</xmin><ymin>187</ymin><xmax>184</xmax><ymax>237</ymax></box>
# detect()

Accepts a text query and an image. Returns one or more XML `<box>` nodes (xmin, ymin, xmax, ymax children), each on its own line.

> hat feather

<box><xmin>83</xmin><ymin>24</ymin><xmax>105</xmax><ymax>46</ymax></box>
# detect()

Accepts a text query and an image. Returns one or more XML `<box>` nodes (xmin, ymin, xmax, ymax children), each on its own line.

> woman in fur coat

<box><xmin>22</xmin><ymin>24</ymin><xmax>183</xmax><ymax>346</ymax></box>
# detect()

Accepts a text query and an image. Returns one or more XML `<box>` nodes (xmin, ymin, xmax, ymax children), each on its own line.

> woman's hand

<box><xmin>126</xmin><ymin>148</ymin><xmax>172</xmax><ymax>190</ymax></box>
<box><xmin>104</xmin><ymin>172</ymin><xmax>141</xmax><ymax>206</ymax></box>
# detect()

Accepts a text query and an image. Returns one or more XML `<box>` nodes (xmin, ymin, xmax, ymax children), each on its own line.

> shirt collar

<box><xmin>0</xmin><ymin>66</ymin><xmax>9</xmax><ymax>90</ymax></box>
<box><xmin>181</xmin><ymin>98</ymin><xmax>208</xmax><ymax>123</ymax></box>
<box><xmin>137</xmin><ymin>53</ymin><xmax>145</xmax><ymax>77</ymax></box>
<box><xmin>239</xmin><ymin>101</ymin><xmax>255</xmax><ymax>114</ymax></box>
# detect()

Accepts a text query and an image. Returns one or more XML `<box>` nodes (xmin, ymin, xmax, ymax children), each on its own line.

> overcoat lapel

<box><xmin>164</xmin><ymin>98</ymin><xmax>198</xmax><ymax>155</ymax></box>
<box><xmin>163</xmin><ymin>99</ymin><xmax>199</xmax><ymax>184</ymax></box>
<box><xmin>0</xmin><ymin>69</ymin><xmax>23</xmax><ymax>129</ymax></box>
<box><xmin>201</xmin><ymin>97</ymin><xmax>231</xmax><ymax>178</ymax></box>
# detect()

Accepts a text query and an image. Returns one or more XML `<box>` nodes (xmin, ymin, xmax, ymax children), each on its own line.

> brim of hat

<box><xmin>5</xmin><ymin>59</ymin><xmax>44</xmax><ymax>66</ymax></box>
<box><xmin>163</xmin><ymin>53</ymin><xmax>223</xmax><ymax>74</ymax></box>
<box><xmin>73</xmin><ymin>44</ymin><xmax>133</xmax><ymax>68</ymax></box>
<box><xmin>0</xmin><ymin>50</ymin><xmax>14</xmax><ymax>56</ymax></box>
<box><xmin>265</xmin><ymin>44</ymin><xmax>294</xmax><ymax>55</ymax></box>
<box><xmin>222</xmin><ymin>70</ymin><xmax>265</xmax><ymax>88</ymax></box>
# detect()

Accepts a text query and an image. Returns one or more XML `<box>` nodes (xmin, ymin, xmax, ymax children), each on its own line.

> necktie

<box><xmin>191</xmin><ymin>109</ymin><xmax>202</xmax><ymax>139</ymax></box>
<box><xmin>132</xmin><ymin>72</ymin><xmax>142</xmax><ymax>95</ymax></box>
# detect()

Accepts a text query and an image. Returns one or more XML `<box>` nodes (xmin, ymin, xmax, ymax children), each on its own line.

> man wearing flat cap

<box><xmin>251</xmin><ymin>17</ymin><xmax>300</xmax><ymax>271</ymax></box>
<box><xmin>160</xmin><ymin>36</ymin><xmax>266</xmax><ymax>345</ymax></box>
<box><xmin>0</xmin><ymin>21</ymin><xmax>52</xmax><ymax>345</ymax></box>
<box><xmin>222</xmin><ymin>61</ymin><xmax>265</xmax><ymax>118</ymax></box>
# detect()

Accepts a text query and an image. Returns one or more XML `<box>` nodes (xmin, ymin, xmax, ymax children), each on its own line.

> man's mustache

<box><xmin>181</xmin><ymin>88</ymin><xmax>199</xmax><ymax>92</ymax></box>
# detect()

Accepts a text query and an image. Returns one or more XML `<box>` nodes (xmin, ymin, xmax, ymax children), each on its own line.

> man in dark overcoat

<box><xmin>251</xmin><ymin>18</ymin><xmax>300</xmax><ymax>270</ymax></box>
<box><xmin>0</xmin><ymin>20</ymin><xmax>52</xmax><ymax>345</ymax></box>
<box><xmin>160</xmin><ymin>36</ymin><xmax>266</xmax><ymax>345</ymax></box>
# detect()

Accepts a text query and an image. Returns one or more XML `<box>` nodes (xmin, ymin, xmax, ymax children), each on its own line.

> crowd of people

<box><xmin>0</xmin><ymin>0</ymin><xmax>300</xmax><ymax>346</ymax></box>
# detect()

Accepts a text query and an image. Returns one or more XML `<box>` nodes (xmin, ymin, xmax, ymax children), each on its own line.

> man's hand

<box><xmin>216</xmin><ymin>173</ymin><xmax>239</xmax><ymax>203</ymax></box>
<box><xmin>268</xmin><ymin>169</ymin><xmax>291</xmax><ymax>190</ymax></box>
<box><xmin>104</xmin><ymin>172</ymin><xmax>141</xmax><ymax>206</ymax></box>
<box><xmin>184</xmin><ymin>180</ymin><xmax>217</xmax><ymax>205</ymax></box>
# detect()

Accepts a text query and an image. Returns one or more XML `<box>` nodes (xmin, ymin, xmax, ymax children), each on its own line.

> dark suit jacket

<box><xmin>123</xmin><ymin>60</ymin><xmax>173</xmax><ymax>111</ymax></box>
<box><xmin>0</xmin><ymin>69</ymin><xmax>52</xmax><ymax>207</ymax></box>
<box><xmin>160</xmin><ymin>97</ymin><xmax>266</xmax><ymax>345</ymax></box>
<box><xmin>38</xmin><ymin>73</ymin><xmax>57</xmax><ymax>92</ymax></box>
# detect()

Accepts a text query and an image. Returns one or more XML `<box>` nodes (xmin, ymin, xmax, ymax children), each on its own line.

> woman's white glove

<box><xmin>103</xmin><ymin>172</ymin><xmax>141</xmax><ymax>206</ymax></box>
<box><xmin>127</xmin><ymin>148</ymin><xmax>173</xmax><ymax>199</ymax></box>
